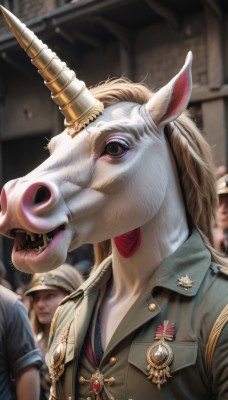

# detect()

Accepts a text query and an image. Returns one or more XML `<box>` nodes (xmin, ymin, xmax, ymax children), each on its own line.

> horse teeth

<box><xmin>43</xmin><ymin>234</ymin><xmax>48</xmax><ymax>248</ymax></box>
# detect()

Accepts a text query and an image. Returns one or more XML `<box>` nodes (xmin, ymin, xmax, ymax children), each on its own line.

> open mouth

<box><xmin>12</xmin><ymin>225</ymin><xmax>65</xmax><ymax>253</ymax></box>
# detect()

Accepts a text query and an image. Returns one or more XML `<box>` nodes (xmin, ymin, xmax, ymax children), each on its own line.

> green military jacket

<box><xmin>47</xmin><ymin>230</ymin><xmax>228</xmax><ymax>399</ymax></box>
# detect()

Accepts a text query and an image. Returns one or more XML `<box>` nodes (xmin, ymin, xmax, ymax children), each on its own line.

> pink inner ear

<box><xmin>163</xmin><ymin>69</ymin><xmax>190</xmax><ymax>121</ymax></box>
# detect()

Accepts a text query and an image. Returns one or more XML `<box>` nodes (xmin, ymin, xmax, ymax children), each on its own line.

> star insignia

<box><xmin>177</xmin><ymin>274</ymin><xmax>194</xmax><ymax>289</ymax></box>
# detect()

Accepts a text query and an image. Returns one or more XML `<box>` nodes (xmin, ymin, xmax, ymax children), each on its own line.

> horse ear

<box><xmin>146</xmin><ymin>51</ymin><xmax>192</xmax><ymax>130</ymax></box>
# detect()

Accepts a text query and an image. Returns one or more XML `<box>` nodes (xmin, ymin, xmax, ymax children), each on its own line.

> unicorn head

<box><xmin>0</xmin><ymin>8</ymin><xmax>218</xmax><ymax>274</ymax></box>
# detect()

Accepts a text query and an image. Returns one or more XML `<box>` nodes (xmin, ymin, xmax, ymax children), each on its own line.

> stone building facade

<box><xmin>0</xmin><ymin>0</ymin><xmax>227</xmax><ymax>283</ymax></box>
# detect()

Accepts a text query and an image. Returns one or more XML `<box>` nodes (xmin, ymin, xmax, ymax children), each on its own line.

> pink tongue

<box><xmin>114</xmin><ymin>228</ymin><xmax>141</xmax><ymax>258</ymax></box>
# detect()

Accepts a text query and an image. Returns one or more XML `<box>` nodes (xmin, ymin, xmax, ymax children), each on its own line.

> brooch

<box><xmin>146</xmin><ymin>320</ymin><xmax>175</xmax><ymax>390</ymax></box>
<box><xmin>177</xmin><ymin>274</ymin><xmax>194</xmax><ymax>289</ymax></box>
<box><xmin>50</xmin><ymin>326</ymin><xmax>70</xmax><ymax>383</ymax></box>
<box><xmin>79</xmin><ymin>369</ymin><xmax>115</xmax><ymax>400</ymax></box>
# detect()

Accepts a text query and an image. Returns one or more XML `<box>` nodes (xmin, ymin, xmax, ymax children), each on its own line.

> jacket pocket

<box><xmin>128</xmin><ymin>341</ymin><xmax>198</xmax><ymax>375</ymax></box>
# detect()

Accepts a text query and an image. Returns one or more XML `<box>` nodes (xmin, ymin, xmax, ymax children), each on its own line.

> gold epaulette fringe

<box><xmin>49</xmin><ymin>386</ymin><xmax>58</xmax><ymax>399</ymax></box>
<box><xmin>205</xmin><ymin>304</ymin><xmax>228</xmax><ymax>371</ymax></box>
<box><xmin>49</xmin><ymin>305</ymin><xmax>62</xmax><ymax>345</ymax></box>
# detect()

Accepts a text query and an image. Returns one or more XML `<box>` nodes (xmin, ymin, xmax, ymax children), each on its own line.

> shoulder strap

<box><xmin>205</xmin><ymin>304</ymin><xmax>228</xmax><ymax>371</ymax></box>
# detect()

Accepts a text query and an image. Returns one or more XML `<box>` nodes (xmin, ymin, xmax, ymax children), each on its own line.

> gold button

<box><xmin>108</xmin><ymin>376</ymin><xmax>115</xmax><ymax>386</ymax></box>
<box><xmin>148</xmin><ymin>303</ymin><xmax>156</xmax><ymax>311</ymax></box>
<box><xmin>79</xmin><ymin>376</ymin><xmax>86</xmax><ymax>384</ymax></box>
<box><xmin>109</xmin><ymin>356</ymin><xmax>117</xmax><ymax>365</ymax></box>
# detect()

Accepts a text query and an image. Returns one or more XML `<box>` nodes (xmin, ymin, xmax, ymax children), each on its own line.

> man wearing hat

<box><xmin>26</xmin><ymin>264</ymin><xmax>83</xmax><ymax>400</ymax></box>
<box><xmin>214</xmin><ymin>174</ymin><xmax>228</xmax><ymax>254</ymax></box>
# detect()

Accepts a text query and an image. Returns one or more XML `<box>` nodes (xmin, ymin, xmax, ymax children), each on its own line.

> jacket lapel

<box><xmin>103</xmin><ymin>286</ymin><xmax>160</xmax><ymax>360</ymax></box>
<box><xmin>74</xmin><ymin>257</ymin><xmax>113</xmax><ymax>360</ymax></box>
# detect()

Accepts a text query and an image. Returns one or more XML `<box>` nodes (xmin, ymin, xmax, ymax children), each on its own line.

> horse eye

<box><xmin>103</xmin><ymin>141</ymin><xmax>129</xmax><ymax>157</ymax></box>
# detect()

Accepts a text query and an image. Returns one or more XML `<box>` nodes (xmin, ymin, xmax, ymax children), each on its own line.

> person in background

<box><xmin>215</xmin><ymin>164</ymin><xmax>226</xmax><ymax>179</ymax></box>
<box><xmin>213</xmin><ymin>173</ymin><xmax>228</xmax><ymax>254</ymax></box>
<box><xmin>25</xmin><ymin>264</ymin><xmax>83</xmax><ymax>400</ymax></box>
<box><xmin>0</xmin><ymin>281</ymin><xmax>43</xmax><ymax>399</ymax></box>
<box><xmin>16</xmin><ymin>282</ymin><xmax>32</xmax><ymax>315</ymax></box>
<box><xmin>0</xmin><ymin>259</ymin><xmax>13</xmax><ymax>290</ymax></box>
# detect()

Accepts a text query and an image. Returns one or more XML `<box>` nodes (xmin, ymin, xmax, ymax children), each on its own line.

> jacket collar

<box><xmin>149</xmin><ymin>229</ymin><xmax>211</xmax><ymax>297</ymax></box>
<box><xmin>73</xmin><ymin>229</ymin><xmax>211</xmax><ymax>299</ymax></box>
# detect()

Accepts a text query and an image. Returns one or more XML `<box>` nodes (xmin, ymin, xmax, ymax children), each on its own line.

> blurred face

<box><xmin>33</xmin><ymin>289</ymin><xmax>67</xmax><ymax>326</ymax></box>
<box><xmin>217</xmin><ymin>194</ymin><xmax>228</xmax><ymax>230</ymax></box>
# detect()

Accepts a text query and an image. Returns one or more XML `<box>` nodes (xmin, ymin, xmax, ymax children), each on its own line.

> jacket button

<box><xmin>108</xmin><ymin>377</ymin><xmax>115</xmax><ymax>386</ymax></box>
<box><xmin>148</xmin><ymin>303</ymin><xmax>156</xmax><ymax>311</ymax></box>
<box><xmin>79</xmin><ymin>376</ymin><xmax>86</xmax><ymax>384</ymax></box>
<box><xmin>109</xmin><ymin>356</ymin><xmax>117</xmax><ymax>365</ymax></box>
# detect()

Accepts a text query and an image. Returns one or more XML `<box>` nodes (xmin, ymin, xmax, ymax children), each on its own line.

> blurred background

<box><xmin>0</xmin><ymin>0</ymin><xmax>227</xmax><ymax>287</ymax></box>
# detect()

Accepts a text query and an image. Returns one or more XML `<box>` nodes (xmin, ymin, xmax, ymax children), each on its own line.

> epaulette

<box><xmin>210</xmin><ymin>264</ymin><xmax>228</xmax><ymax>277</ymax></box>
<box><xmin>205</xmin><ymin>304</ymin><xmax>228</xmax><ymax>370</ymax></box>
<box><xmin>49</xmin><ymin>304</ymin><xmax>63</xmax><ymax>345</ymax></box>
<box><xmin>219</xmin><ymin>266</ymin><xmax>228</xmax><ymax>277</ymax></box>
<box><xmin>58</xmin><ymin>288</ymin><xmax>83</xmax><ymax>306</ymax></box>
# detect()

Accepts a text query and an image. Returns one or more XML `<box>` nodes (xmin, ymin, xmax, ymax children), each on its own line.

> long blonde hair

<box><xmin>90</xmin><ymin>78</ymin><xmax>227</xmax><ymax>268</ymax></box>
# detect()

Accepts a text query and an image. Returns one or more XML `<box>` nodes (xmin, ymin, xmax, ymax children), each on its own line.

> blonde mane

<box><xmin>91</xmin><ymin>78</ymin><xmax>227</xmax><ymax>269</ymax></box>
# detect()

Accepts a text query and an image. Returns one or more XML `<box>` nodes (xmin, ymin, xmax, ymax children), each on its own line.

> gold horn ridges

<box><xmin>0</xmin><ymin>6</ymin><xmax>104</xmax><ymax>133</ymax></box>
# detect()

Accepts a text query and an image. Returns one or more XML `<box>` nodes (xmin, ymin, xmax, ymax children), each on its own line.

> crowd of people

<box><xmin>213</xmin><ymin>165</ymin><xmax>228</xmax><ymax>255</ymax></box>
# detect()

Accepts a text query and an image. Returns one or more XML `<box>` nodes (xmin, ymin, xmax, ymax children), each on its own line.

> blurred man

<box><xmin>214</xmin><ymin>174</ymin><xmax>228</xmax><ymax>254</ymax></box>
<box><xmin>0</xmin><ymin>282</ymin><xmax>43</xmax><ymax>399</ymax></box>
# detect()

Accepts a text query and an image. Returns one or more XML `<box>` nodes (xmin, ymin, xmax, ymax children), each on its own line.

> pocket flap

<box><xmin>129</xmin><ymin>341</ymin><xmax>198</xmax><ymax>375</ymax></box>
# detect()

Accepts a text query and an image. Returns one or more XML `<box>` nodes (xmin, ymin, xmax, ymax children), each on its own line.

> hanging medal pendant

<box><xmin>146</xmin><ymin>320</ymin><xmax>175</xmax><ymax>390</ymax></box>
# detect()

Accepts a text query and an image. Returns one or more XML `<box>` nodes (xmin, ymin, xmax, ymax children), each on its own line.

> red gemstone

<box><xmin>93</xmin><ymin>379</ymin><xmax>100</xmax><ymax>394</ymax></box>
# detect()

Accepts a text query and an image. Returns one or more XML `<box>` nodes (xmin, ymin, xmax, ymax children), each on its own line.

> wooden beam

<box><xmin>201</xmin><ymin>99</ymin><xmax>227</xmax><ymax>167</ymax></box>
<box><xmin>1</xmin><ymin>52</ymin><xmax>33</xmax><ymax>80</ymax></box>
<box><xmin>144</xmin><ymin>0</ymin><xmax>179</xmax><ymax>30</ymax></box>
<box><xmin>91</xmin><ymin>16</ymin><xmax>132</xmax><ymax>51</ymax></box>
<box><xmin>191</xmin><ymin>84</ymin><xmax>228</xmax><ymax>103</ymax></box>
<box><xmin>55</xmin><ymin>27</ymin><xmax>75</xmax><ymax>44</ymax></box>
<box><xmin>119</xmin><ymin>42</ymin><xmax>134</xmax><ymax>80</ymax></box>
<box><xmin>72</xmin><ymin>30</ymin><xmax>103</xmax><ymax>51</ymax></box>
<box><xmin>201</xmin><ymin>0</ymin><xmax>222</xmax><ymax>20</ymax></box>
<box><xmin>204</xmin><ymin>4</ymin><xmax>223</xmax><ymax>89</ymax></box>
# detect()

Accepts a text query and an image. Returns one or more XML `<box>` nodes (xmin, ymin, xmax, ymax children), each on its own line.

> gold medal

<box><xmin>146</xmin><ymin>320</ymin><xmax>174</xmax><ymax>390</ymax></box>
<box><xmin>50</xmin><ymin>326</ymin><xmax>70</xmax><ymax>383</ymax></box>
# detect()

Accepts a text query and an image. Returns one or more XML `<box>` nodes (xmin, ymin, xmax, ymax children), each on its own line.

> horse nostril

<box><xmin>34</xmin><ymin>186</ymin><xmax>52</xmax><ymax>205</ymax></box>
<box><xmin>0</xmin><ymin>188</ymin><xmax>7</xmax><ymax>214</ymax></box>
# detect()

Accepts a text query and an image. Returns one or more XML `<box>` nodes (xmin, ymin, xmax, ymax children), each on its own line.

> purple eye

<box><xmin>102</xmin><ymin>139</ymin><xmax>129</xmax><ymax>157</ymax></box>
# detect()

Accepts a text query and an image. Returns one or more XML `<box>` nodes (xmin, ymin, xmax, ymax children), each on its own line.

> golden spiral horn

<box><xmin>0</xmin><ymin>6</ymin><xmax>104</xmax><ymax>135</ymax></box>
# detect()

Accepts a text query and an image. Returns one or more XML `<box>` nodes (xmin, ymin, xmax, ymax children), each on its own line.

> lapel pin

<box><xmin>177</xmin><ymin>274</ymin><xmax>194</xmax><ymax>289</ymax></box>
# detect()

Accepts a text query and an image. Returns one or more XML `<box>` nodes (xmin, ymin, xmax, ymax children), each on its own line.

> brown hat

<box><xmin>217</xmin><ymin>174</ymin><xmax>228</xmax><ymax>195</ymax></box>
<box><xmin>25</xmin><ymin>263</ymin><xmax>83</xmax><ymax>296</ymax></box>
